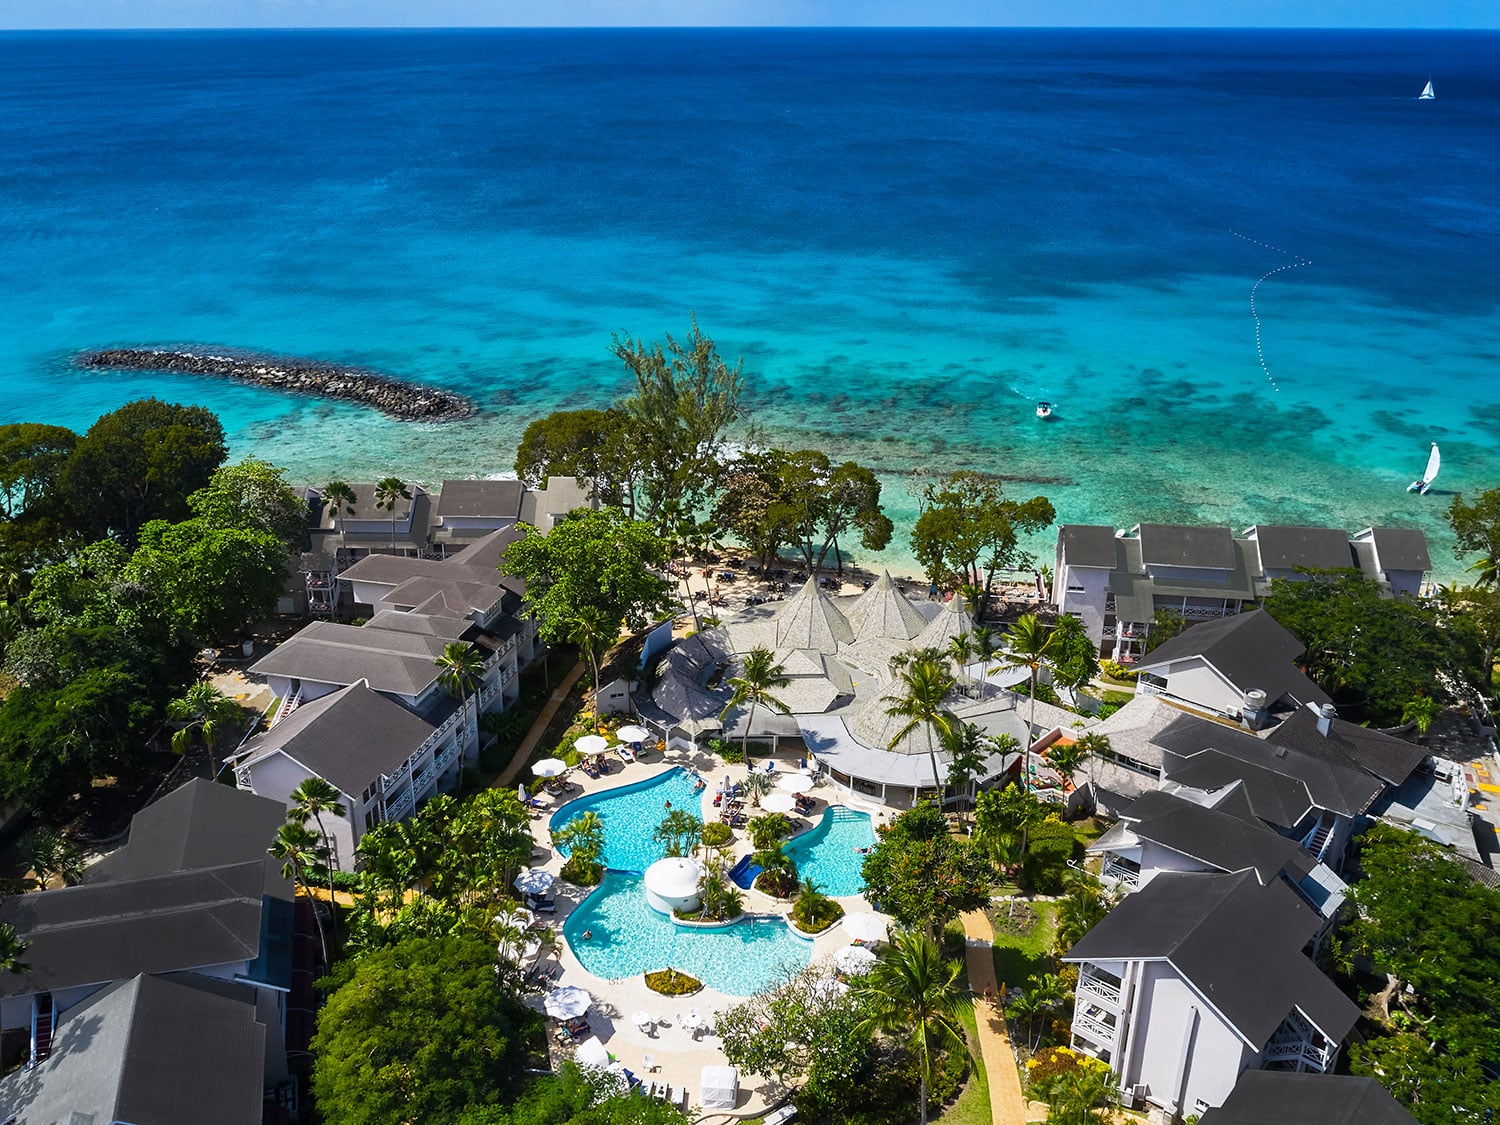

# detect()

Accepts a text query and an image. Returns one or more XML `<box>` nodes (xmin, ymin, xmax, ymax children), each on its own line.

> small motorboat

<box><xmin>1036</xmin><ymin>401</ymin><xmax>1054</xmax><ymax>420</ymax></box>
<box><xmin>1407</xmin><ymin>442</ymin><xmax>1440</xmax><ymax>494</ymax></box>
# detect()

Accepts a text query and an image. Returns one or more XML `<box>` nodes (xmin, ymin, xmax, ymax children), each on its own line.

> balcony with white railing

<box><xmin>384</xmin><ymin>786</ymin><xmax>414</xmax><ymax>821</ymax></box>
<box><xmin>1101</xmin><ymin>855</ymin><xmax>1141</xmax><ymax>889</ymax></box>
<box><xmin>1077</xmin><ymin>968</ymin><xmax>1123</xmax><ymax>1007</ymax></box>
<box><xmin>1073</xmin><ymin>1009</ymin><xmax>1119</xmax><ymax>1049</ymax></box>
<box><xmin>1261</xmin><ymin>1040</ymin><xmax>1335</xmax><ymax>1072</ymax></box>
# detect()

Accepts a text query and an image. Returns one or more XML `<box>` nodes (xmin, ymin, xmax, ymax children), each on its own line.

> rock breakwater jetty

<box><xmin>77</xmin><ymin>347</ymin><xmax>476</xmax><ymax>422</ymax></box>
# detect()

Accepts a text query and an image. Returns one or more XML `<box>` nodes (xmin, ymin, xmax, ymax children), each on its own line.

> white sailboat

<box><xmin>1408</xmin><ymin>442</ymin><xmax>1440</xmax><ymax>494</ymax></box>
<box><xmin>1419</xmin><ymin>80</ymin><xmax>1436</xmax><ymax>100</ymax></box>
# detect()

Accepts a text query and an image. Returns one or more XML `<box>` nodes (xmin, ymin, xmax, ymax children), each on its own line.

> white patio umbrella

<box><xmin>841</xmin><ymin>913</ymin><xmax>889</xmax><ymax>944</ymax></box>
<box><xmin>616</xmin><ymin>724</ymin><xmax>650</xmax><ymax>744</ymax></box>
<box><xmin>632</xmin><ymin>1010</ymin><xmax>656</xmax><ymax>1032</ymax></box>
<box><xmin>575</xmin><ymin>734</ymin><xmax>609</xmax><ymax>755</ymax></box>
<box><xmin>514</xmin><ymin>868</ymin><xmax>556</xmax><ymax>895</ymax></box>
<box><xmin>834</xmin><ymin>945</ymin><xmax>878</xmax><ymax>976</ymax></box>
<box><xmin>759</xmin><ymin>793</ymin><xmax>797</xmax><ymax>814</ymax></box>
<box><xmin>543</xmin><ymin>985</ymin><xmax>594</xmax><ymax>1020</ymax></box>
<box><xmin>533</xmin><ymin>758</ymin><xmax>567</xmax><ymax>778</ymax></box>
<box><xmin>776</xmin><ymin>774</ymin><xmax>813</xmax><ymax>794</ymax></box>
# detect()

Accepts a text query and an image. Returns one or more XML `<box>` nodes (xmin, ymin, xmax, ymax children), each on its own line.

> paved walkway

<box><xmin>493</xmin><ymin>660</ymin><xmax>586</xmax><ymax>790</ymax></box>
<box><xmin>961</xmin><ymin>910</ymin><xmax>1030</xmax><ymax>1125</ymax></box>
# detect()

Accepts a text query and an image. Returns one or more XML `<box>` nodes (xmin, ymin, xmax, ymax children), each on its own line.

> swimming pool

<box><xmin>549</xmin><ymin>767</ymin><xmax>704</xmax><ymax>872</ymax></box>
<box><xmin>785</xmin><ymin>807</ymin><xmax>877</xmax><ymax>897</ymax></box>
<box><xmin>564</xmin><ymin>872</ymin><xmax>812</xmax><ymax>996</ymax></box>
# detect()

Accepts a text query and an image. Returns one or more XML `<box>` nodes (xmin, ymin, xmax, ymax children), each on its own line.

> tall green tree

<box><xmin>1048</xmin><ymin>613</ymin><xmax>1100</xmax><ymax>702</ymax></box>
<box><xmin>850</xmin><ymin>929</ymin><xmax>971</xmax><ymax>1125</ymax></box>
<box><xmin>552</xmin><ymin>810</ymin><xmax>606</xmax><ymax>885</ymax></box>
<box><xmin>290</xmin><ymin>776</ymin><xmax>348</xmax><ymax>901</ymax></box>
<box><xmin>941</xmin><ymin>722</ymin><xmax>1011</xmax><ymax>826</ymax></box>
<box><xmin>311</xmin><ymin>935</ymin><xmax>542</xmax><ymax>1125</ymax></box>
<box><xmin>973</xmin><ymin>782</ymin><xmax>1047</xmax><ymax>870</ymax></box>
<box><xmin>18</xmin><ymin>827</ymin><xmax>85</xmax><ymax>888</ymax></box>
<box><xmin>500</xmin><ymin>507</ymin><xmax>671</xmax><ymax>690</ymax></box>
<box><xmin>0</xmin><ymin>422</ymin><xmax>78</xmax><ymax>522</ymax></box>
<box><xmin>612</xmin><ymin>316</ymin><xmax>743</xmax><ymax>531</ymax></box>
<box><xmin>860</xmin><ymin>803</ymin><xmax>990</xmax><ymax>935</ymax></box>
<box><xmin>188</xmin><ymin>456</ymin><xmax>307</xmax><ymax>546</ymax></box>
<box><xmin>1446</xmin><ymin>487</ymin><xmax>1500</xmax><ymax>586</ymax></box>
<box><xmin>59</xmin><ymin>398</ymin><xmax>227</xmax><ymax>544</ymax></box>
<box><xmin>130</xmin><ymin>517</ymin><xmax>287</xmax><ymax>638</ymax></box>
<box><xmin>908</xmin><ymin>471</ymin><xmax>1054</xmax><ymax>598</ymax></box>
<box><xmin>270</xmin><ymin>820</ymin><xmax>330</xmax><ymax>963</ymax></box>
<box><xmin>719</xmin><ymin>646</ymin><xmax>790</xmax><ymax>770</ymax></box>
<box><xmin>435</xmin><ymin>642</ymin><xmax>485</xmax><ymax>785</ymax></box>
<box><xmin>374</xmin><ymin>476</ymin><xmax>412</xmax><ymax>542</ymax></box>
<box><xmin>513</xmin><ymin>408</ymin><xmax>639</xmax><ymax>513</ymax></box>
<box><xmin>993</xmin><ymin>613</ymin><xmax>1059</xmax><ymax>786</ymax></box>
<box><xmin>884</xmin><ymin>656</ymin><xmax>958</xmax><ymax>801</ymax></box>
<box><xmin>653</xmin><ymin>808</ymin><xmax>704</xmax><ymax>859</ymax></box>
<box><xmin>167</xmin><ymin>680</ymin><xmax>244</xmax><ymax>777</ymax></box>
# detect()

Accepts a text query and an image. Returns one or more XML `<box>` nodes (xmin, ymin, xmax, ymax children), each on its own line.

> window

<box><xmin>1067</xmin><ymin>584</ymin><xmax>1086</xmax><ymax>594</ymax></box>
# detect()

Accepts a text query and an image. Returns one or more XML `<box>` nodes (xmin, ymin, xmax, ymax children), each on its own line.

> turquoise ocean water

<box><xmin>2</xmin><ymin>29</ymin><xmax>1498</xmax><ymax>577</ymax></box>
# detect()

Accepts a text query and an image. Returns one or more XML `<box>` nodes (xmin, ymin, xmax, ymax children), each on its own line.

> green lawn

<box><xmin>935</xmin><ymin>1004</ymin><xmax>991</xmax><ymax>1125</ymax></box>
<box><xmin>989</xmin><ymin>900</ymin><xmax>1058</xmax><ymax>992</ymax></box>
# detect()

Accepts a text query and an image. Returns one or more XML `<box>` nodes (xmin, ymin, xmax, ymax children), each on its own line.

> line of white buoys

<box><xmin>1228</xmin><ymin>229</ymin><xmax>1312</xmax><ymax>394</ymax></box>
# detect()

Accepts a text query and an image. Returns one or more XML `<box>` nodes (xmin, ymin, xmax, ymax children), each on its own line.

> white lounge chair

<box><xmin>643</xmin><ymin>1053</ymin><xmax>657</xmax><ymax>1073</ymax></box>
<box><xmin>764</xmin><ymin>1106</ymin><xmax>798</xmax><ymax>1125</ymax></box>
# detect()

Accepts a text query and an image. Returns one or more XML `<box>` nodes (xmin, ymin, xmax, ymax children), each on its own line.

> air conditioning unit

<box><xmin>1127</xmin><ymin>1084</ymin><xmax>1149</xmax><ymax>1109</ymax></box>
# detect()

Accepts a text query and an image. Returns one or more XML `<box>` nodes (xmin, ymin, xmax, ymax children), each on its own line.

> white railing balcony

<box><xmin>384</xmin><ymin>787</ymin><xmax>414</xmax><ymax>821</ymax></box>
<box><xmin>1262</xmin><ymin>1040</ymin><xmax>1333</xmax><ymax>1071</ymax></box>
<box><xmin>1074</xmin><ymin>1011</ymin><xmax>1119</xmax><ymax>1048</ymax></box>
<box><xmin>412</xmin><ymin>765</ymin><xmax>434</xmax><ymax>792</ymax></box>
<box><xmin>1077</xmin><ymin>972</ymin><xmax>1123</xmax><ymax>1007</ymax></box>
<box><xmin>1101</xmin><ymin>857</ymin><xmax>1141</xmax><ymax>888</ymax></box>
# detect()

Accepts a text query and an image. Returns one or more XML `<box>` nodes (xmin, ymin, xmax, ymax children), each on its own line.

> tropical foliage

<box><xmin>908</xmin><ymin>470</ymin><xmax>1055</xmax><ymax>595</ymax></box>
<box><xmin>719</xmin><ymin>646</ymin><xmax>790</xmax><ymax>769</ymax></box>
<box><xmin>883</xmin><ymin>656</ymin><xmax>957</xmax><ymax>799</ymax></box>
<box><xmin>860</xmin><ymin>802</ymin><xmax>990</xmax><ymax>934</ymax></box>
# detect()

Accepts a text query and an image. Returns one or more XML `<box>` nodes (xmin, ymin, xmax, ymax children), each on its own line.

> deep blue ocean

<box><xmin>2</xmin><ymin>29</ymin><xmax>1497</xmax><ymax>575</ymax></box>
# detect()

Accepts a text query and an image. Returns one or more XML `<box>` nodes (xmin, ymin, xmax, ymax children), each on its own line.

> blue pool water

<box><xmin>785</xmin><ymin>807</ymin><xmax>878</xmax><ymax>898</ymax></box>
<box><xmin>549</xmin><ymin>767</ymin><xmax>704</xmax><ymax>872</ymax></box>
<box><xmin>564</xmin><ymin>872</ymin><xmax>812</xmax><ymax>997</ymax></box>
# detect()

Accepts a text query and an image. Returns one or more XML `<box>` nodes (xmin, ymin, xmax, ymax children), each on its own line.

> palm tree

<box><xmin>719</xmin><ymin>646</ymin><xmax>791</xmax><ymax>771</ymax></box>
<box><xmin>289</xmin><ymin>777</ymin><xmax>346</xmax><ymax>904</ymax></box>
<box><xmin>851</xmin><ymin>929</ymin><xmax>971</xmax><ymax>1125</ymax></box>
<box><xmin>885</xmin><ymin>656</ymin><xmax>957</xmax><ymax>804</ymax></box>
<box><xmin>269</xmin><ymin>821</ymin><xmax>330</xmax><ymax>964</ymax></box>
<box><xmin>435</xmin><ymin>642</ymin><xmax>484</xmax><ymax>787</ymax></box>
<box><xmin>167</xmin><ymin>681</ymin><xmax>244</xmax><ymax>778</ymax></box>
<box><xmin>939</xmin><ymin>722</ymin><xmax>993</xmax><ymax>827</ymax></box>
<box><xmin>374</xmin><ymin>476</ymin><xmax>412</xmax><ymax>543</ymax></box>
<box><xmin>945</xmin><ymin>633</ymin><xmax>973</xmax><ymax>687</ymax></box>
<box><xmin>992</xmin><ymin>613</ymin><xmax>1059</xmax><ymax>789</ymax></box>
<box><xmin>18</xmin><ymin>828</ymin><xmax>85</xmax><ymax>888</ymax></box>
<box><xmin>0</xmin><ymin>923</ymin><xmax>29</xmax><ymax>976</ymax></box>
<box><xmin>321</xmin><ymin>480</ymin><xmax>358</xmax><ymax>536</ymax></box>
<box><xmin>1050</xmin><ymin>731</ymin><xmax>1108</xmax><ymax>789</ymax></box>
<box><xmin>970</xmin><ymin>625</ymin><xmax>998</xmax><ymax>666</ymax></box>
<box><xmin>1055</xmin><ymin>879</ymin><xmax>1111</xmax><ymax>953</ymax></box>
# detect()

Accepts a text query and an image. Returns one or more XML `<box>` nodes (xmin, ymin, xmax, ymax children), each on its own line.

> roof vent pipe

<box><xmin>1242</xmin><ymin>689</ymin><xmax>1269</xmax><ymax>731</ymax></box>
<box><xmin>1316</xmin><ymin>703</ymin><xmax>1337</xmax><ymax>737</ymax></box>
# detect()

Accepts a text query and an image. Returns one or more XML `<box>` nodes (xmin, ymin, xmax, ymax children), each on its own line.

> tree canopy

<box><xmin>860</xmin><ymin>802</ymin><xmax>990</xmax><ymax>934</ymax></box>
<box><xmin>909</xmin><ymin>471</ymin><xmax>1054</xmax><ymax>593</ymax></box>
<box><xmin>499</xmin><ymin>507</ymin><xmax>671</xmax><ymax>687</ymax></box>
<box><xmin>513</xmin><ymin>408</ymin><xmax>639</xmax><ymax>512</ymax></box>
<box><xmin>187</xmin><ymin>456</ymin><xmax>307</xmax><ymax>547</ymax></box>
<box><xmin>1446</xmin><ymin>486</ymin><xmax>1500</xmax><ymax>584</ymax></box>
<box><xmin>311</xmin><ymin>934</ymin><xmax>542</xmax><ymax>1125</ymax></box>
<box><xmin>457</xmin><ymin>1062</ymin><xmax>689</xmax><ymax>1125</ymax></box>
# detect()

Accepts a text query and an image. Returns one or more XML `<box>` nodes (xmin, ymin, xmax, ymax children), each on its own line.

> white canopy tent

<box><xmin>574</xmin><ymin>1035</ymin><xmax>611</xmax><ymax>1070</ymax></box>
<box><xmin>841</xmin><ymin>913</ymin><xmax>890</xmax><ymax>944</ymax></box>
<box><xmin>699</xmin><ymin>1065</ymin><xmax>739</xmax><ymax>1109</ymax></box>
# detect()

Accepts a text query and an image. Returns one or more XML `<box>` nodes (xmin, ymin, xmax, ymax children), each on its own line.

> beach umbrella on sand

<box><xmin>515</xmin><ymin>868</ymin><xmax>556</xmax><ymax>896</ymax></box>
<box><xmin>759</xmin><ymin>793</ymin><xmax>796</xmax><ymax>815</ymax></box>
<box><xmin>576</xmin><ymin>734</ymin><xmax>609</xmax><ymax>755</ymax></box>
<box><xmin>544</xmin><ymin>986</ymin><xmax>594</xmax><ymax>1020</ymax></box>
<box><xmin>617</xmin><ymin>724</ymin><xmax>651</xmax><ymax>745</ymax></box>
<box><xmin>834</xmin><ymin>945</ymin><xmax>878</xmax><ymax>976</ymax></box>
<box><xmin>841</xmin><ymin>913</ymin><xmax>889</xmax><ymax>944</ymax></box>
<box><xmin>534</xmin><ymin>758</ymin><xmax>567</xmax><ymax>778</ymax></box>
<box><xmin>776</xmin><ymin>774</ymin><xmax>813</xmax><ymax>794</ymax></box>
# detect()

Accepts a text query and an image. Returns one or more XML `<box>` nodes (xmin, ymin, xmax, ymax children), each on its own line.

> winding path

<box><xmin>961</xmin><ymin>910</ymin><xmax>1029</xmax><ymax>1125</ymax></box>
<box><xmin>492</xmin><ymin>660</ymin><xmax>586</xmax><ymax>789</ymax></box>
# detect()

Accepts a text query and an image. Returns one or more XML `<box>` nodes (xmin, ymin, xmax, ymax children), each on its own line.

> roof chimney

<box><xmin>1316</xmin><ymin>703</ymin><xmax>1337</xmax><ymax>737</ymax></box>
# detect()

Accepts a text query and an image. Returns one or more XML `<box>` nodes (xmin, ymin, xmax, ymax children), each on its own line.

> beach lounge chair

<box><xmin>760</xmin><ymin>760</ymin><xmax>777</xmax><ymax>775</ymax></box>
<box><xmin>763</xmin><ymin>1106</ymin><xmax>798</xmax><ymax>1125</ymax></box>
<box><xmin>617</xmin><ymin>745</ymin><xmax>636</xmax><ymax>764</ymax></box>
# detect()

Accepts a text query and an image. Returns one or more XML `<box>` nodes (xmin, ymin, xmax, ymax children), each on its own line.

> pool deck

<box><xmin>527</xmin><ymin>747</ymin><xmax>894</xmax><ymax>1117</ymax></box>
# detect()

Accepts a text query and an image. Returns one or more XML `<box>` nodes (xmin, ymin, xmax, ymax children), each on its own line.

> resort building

<box><xmin>1199</xmin><ymin>1070</ymin><xmax>1418</xmax><ymax>1125</ymax></box>
<box><xmin>0</xmin><ymin>779</ymin><xmax>307</xmax><ymax>1122</ymax></box>
<box><xmin>643</xmin><ymin>574</ymin><xmax>1032</xmax><ymax>807</ymax></box>
<box><xmin>236</xmin><ymin>527</ymin><xmax>538</xmax><ymax>867</ymax></box>
<box><xmin>1062</xmin><ymin>869</ymin><xmax>1359</xmax><ymax>1119</ymax></box>
<box><xmin>1052</xmin><ymin>522</ymin><xmax>1432</xmax><ymax>660</ymax></box>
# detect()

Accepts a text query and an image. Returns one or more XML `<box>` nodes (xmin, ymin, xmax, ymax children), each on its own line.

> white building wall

<box><xmin>1137</xmin><ymin>657</ymin><xmax>1242</xmax><ymax>717</ymax></box>
<box><xmin>1135</xmin><ymin>840</ymin><xmax>1220</xmax><ymax>888</ymax></box>
<box><xmin>1122</xmin><ymin>964</ymin><xmax>1256</xmax><ymax>1114</ymax></box>
<box><xmin>241</xmin><ymin>752</ymin><xmax>360</xmax><ymax>871</ymax></box>
<box><xmin>348</xmin><ymin>579</ymin><xmax>397</xmax><ymax>607</ymax></box>
<box><xmin>1056</xmin><ymin>564</ymin><xmax>1112</xmax><ymax>646</ymax></box>
<box><xmin>439</xmin><ymin>514</ymin><xmax>515</xmax><ymax>531</ymax></box>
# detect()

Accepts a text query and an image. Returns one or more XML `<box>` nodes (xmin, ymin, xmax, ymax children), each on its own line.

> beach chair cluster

<box><xmin>713</xmin><ymin>782</ymin><xmax>747</xmax><ymax>827</ymax></box>
<box><xmin>642</xmin><ymin>1080</ymin><xmax>687</xmax><ymax>1108</ymax></box>
<box><xmin>553</xmin><ymin>1015</ymin><xmax>592</xmax><ymax>1043</ymax></box>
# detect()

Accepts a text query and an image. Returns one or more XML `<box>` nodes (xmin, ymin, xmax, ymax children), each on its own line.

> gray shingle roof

<box><xmin>1245</xmin><ymin>525</ymin><xmax>1357</xmax><ymax>572</ymax></box>
<box><xmin>0</xmin><ymin>862</ymin><xmax>270</xmax><ymax>998</ymax></box>
<box><xmin>1135</xmin><ymin>523</ymin><xmax>1236</xmax><ymax>569</ymax></box>
<box><xmin>845</xmin><ymin>572</ymin><xmax>928</xmax><ymax>641</ymax></box>
<box><xmin>1111</xmin><ymin>789</ymin><xmax>1313</xmax><ymax>884</ymax></box>
<box><xmin>316</xmin><ymin>481</ymin><xmax>424</xmax><ymax>523</ymax></box>
<box><xmin>1201</xmin><ymin>1071</ymin><xmax>1417</xmax><ymax>1125</ymax></box>
<box><xmin>250</xmin><ymin>619</ymin><xmax>453</xmax><ymax>696</ymax></box>
<box><xmin>85</xmin><ymin>779</ymin><xmax>289</xmax><ymax>895</ymax></box>
<box><xmin>1063</xmin><ymin>870</ymin><xmax>1358</xmax><ymax>1045</ymax></box>
<box><xmin>437</xmin><ymin>478</ymin><xmax>524</xmax><ymax>519</ymax></box>
<box><xmin>1059</xmin><ymin>524</ymin><xmax>1120</xmax><ymax>568</ymax></box>
<box><xmin>774</xmin><ymin>578</ymin><xmax>855</xmax><ymax>653</ymax></box>
<box><xmin>1152</xmin><ymin>712</ymin><xmax>1382</xmax><ymax>818</ymax></box>
<box><xmin>364</xmin><ymin>609</ymin><xmax>472</xmax><ymax>639</ymax></box>
<box><xmin>381</xmin><ymin>574</ymin><xmax>508</xmax><ymax>618</ymax></box>
<box><xmin>914</xmin><ymin>593</ymin><xmax>976</xmax><ymax>651</ymax></box>
<box><xmin>1132</xmin><ymin>610</ymin><xmax>1330</xmax><ymax>709</ymax></box>
<box><xmin>1269</xmin><ymin>706</ymin><xmax>1427</xmax><ymax>788</ymax></box>
<box><xmin>1362</xmin><ymin>526</ymin><xmax>1432</xmax><ymax>573</ymax></box>
<box><xmin>0</xmin><ymin>973</ymin><xmax>265</xmax><ymax>1125</ymax></box>
<box><xmin>239</xmin><ymin>681</ymin><xmax>436</xmax><ymax>795</ymax></box>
